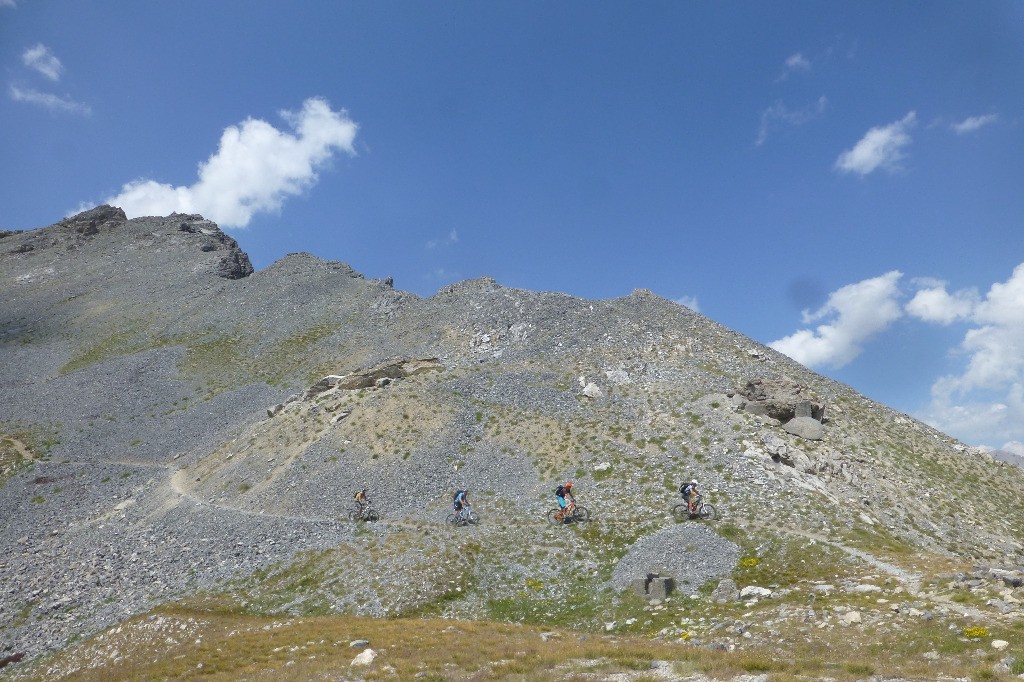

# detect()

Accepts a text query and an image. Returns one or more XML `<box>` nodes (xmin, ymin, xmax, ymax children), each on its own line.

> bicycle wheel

<box><xmin>672</xmin><ymin>503</ymin><xmax>690</xmax><ymax>521</ymax></box>
<box><xmin>571</xmin><ymin>505</ymin><xmax>591</xmax><ymax>523</ymax></box>
<box><xmin>365</xmin><ymin>509</ymin><xmax>380</xmax><ymax>522</ymax></box>
<box><xmin>546</xmin><ymin>509</ymin><xmax>561</xmax><ymax>525</ymax></box>
<box><xmin>465</xmin><ymin>510</ymin><xmax>479</xmax><ymax>525</ymax></box>
<box><xmin>347</xmin><ymin>509</ymin><xmax>360</xmax><ymax>522</ymax></box>
<box><xmin>445</xmin><ymin>512</ymin><xmax>458</xmax><ymax>525</ymax></box>
<box><xmin>700</xmin><ymin>504</ymin><xmax>717</xmax><ymax>521</ymax></box>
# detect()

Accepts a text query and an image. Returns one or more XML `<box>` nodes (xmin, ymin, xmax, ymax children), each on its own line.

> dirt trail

<box><xmin>782</xmin><ymin>527</ymin><xmax>924</xmax><ymax>593</ymax></box>
<box><xmin>1</xmin><ymin>435</ymin><xmax>34</xmax><ymax>460</ymax></box>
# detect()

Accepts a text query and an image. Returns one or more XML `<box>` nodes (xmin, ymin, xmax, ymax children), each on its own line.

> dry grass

<box><xmin>20</xmin><ymin>603</ymin><xmax>1021</xmax><ymax>682</ymax></box>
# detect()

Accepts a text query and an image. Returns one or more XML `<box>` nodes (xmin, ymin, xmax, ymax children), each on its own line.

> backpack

<box><xmin>555</xmin><ymin>485</ymin><xmax>566</xmax><ymax>497</ymax></box>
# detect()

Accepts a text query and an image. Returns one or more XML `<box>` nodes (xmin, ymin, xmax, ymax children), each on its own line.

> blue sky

<box><xmin>3</xmin><ymin>1</ymin><xmax>1023</xmax><ymax>451</ymax></box>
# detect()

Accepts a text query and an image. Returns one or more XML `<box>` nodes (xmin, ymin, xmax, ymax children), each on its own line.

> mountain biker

<box><xmin>354</xmin><ymin>487</ymin><xmax>370</xmax><ymax>512</ymax></box>
<box><xmin>453</xmin><ymin>489</ymin><xmax>470</xmax><ymax>520</ymax></box>
<box><xmin>681</xmin><ymin>479</ymin><xmax>699</xmax><ymax>514</ymax></box>
<box><xmin>555</xmin><ymin>481</ymin><xmax>576</xmax><ymax>521</ymax></box>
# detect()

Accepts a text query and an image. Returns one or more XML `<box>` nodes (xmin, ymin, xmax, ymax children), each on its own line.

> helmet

<box><xmin>691</xmin><ymin>479</ymin><xmax>698</xmax><ymax>485</ymax></box>
<box><xmin>565</xmin><ymin>481</ymin><xmax>573</xmax><ymax>488</ymax></box>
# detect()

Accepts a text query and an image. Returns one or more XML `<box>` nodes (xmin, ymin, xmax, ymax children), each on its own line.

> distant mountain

<box><xmin>991</xmin><ymin>448</ymin><xmax>1024</xmax><ymax>469</ymax></box>
<box><xmin>2</xmin><ymin>207</ymin><xmax>1022</xmax><ymax>679</ymax></box>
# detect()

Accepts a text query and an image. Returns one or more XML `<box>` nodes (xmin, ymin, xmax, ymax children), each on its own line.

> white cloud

<box><xmin>916</xmin><ymin>263</ymin><xmax>1024</xmax><ymax>445</ymax></box>
<box><xmin>674</xmin><ymin>295</ymin><xmax>700</xmax><ymax>312</ymax></box>
<box><xmin>786</xmin><ymin>53</ymin><xmax>811</xmax><ymax>71</ymax></box>
<box><xmin>776</xmin><ymin>52</ymin><xmax>811</xmax><ymax>81</ymax></box>
<box><xmin>0</xmin><ymin>0</ymin><xmax>17</xmax><ymax>8</ymax></box>
<box><xmin>756</xmin><ymin>96</ymin><xmax>828</xmax><ymax>146</ymax></box>
<box><xmin>9</xmin><ymin>84</ymin><xmax>90</xmax><ymax>114</ymax></box>
<box><xmin>920</xmin><ymin>383</ymin><xmax>1024</xmax><ymax>448</ymax></box>
<box><xmin>22</xmin><ymin>43</ymin><xmax>63</xmax><ymax>81</ymax></box>
<box><xmin>835</xmin><ymin>111</ymin><xmax>916</xmax><ymax>176</ymax></box>
<box><xmin>1001</xmin><ymin>441</ymin><xmax>1024</xmax><ymax>457</ymax></box>
<box><xmin>105</xmin><ymin>97</ymin><xmax>357</xmax><ymax>228</ymax></box>
<box><xmin>769</xmin><ymin>271</ymin><xmax>903</xmax><ymax>368</ymax></box>
<box><xmin>951</xmin><ymin>114</ymin><xmax>998</xmax><ymax>134</ymax></box>
<box><xmin>906</xmin><ymin>283</ymin><xmax>978</xmax><ymax>325</ymax></box>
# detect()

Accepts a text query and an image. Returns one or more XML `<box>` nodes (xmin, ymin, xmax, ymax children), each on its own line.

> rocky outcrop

<box><xmin>334</xmin><ymin>357</ymin><xmax>442</xmax><ymax>390</ymax></box>
<box><xmin>730</xmin><ymin>377</ymin><xmax>824</xmax><ymax>422</ymax></box>
<box><xmin>732</xmin><ymin>378</ymin><xmax>826</xmax><ymax>440</ymax></box>
<box><xmin>57</xmin><ymin>205</ymin><xmax>127</xmax><ymax>236</ymax></box>
<box><xmin>173</xmin><ymin>213</ymin><xmax>253</xmax><ymax>279</ymax></box>
<box><xmin>268</xmin><ymin>357</ymin><xmax>443</xmax><ymax>416</ymax></box>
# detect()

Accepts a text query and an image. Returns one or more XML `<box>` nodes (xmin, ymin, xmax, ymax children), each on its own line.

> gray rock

<box><xmin>783</xmin><ymin>416</ymin><xmax>825</xmax><ymax>440</ymax></box>
<box><xmin>731</xmin><ymin>377</ymin><xmax>825</xmax><ymax>422</ymax></box>
<box><xmin>711</xmin><ymin>578</ymin><xmax>740</xmax><ymax>603</ymax></box>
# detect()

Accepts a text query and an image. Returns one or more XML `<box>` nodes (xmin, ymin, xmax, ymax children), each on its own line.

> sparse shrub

<box><xmin>738</xmin><ymin>656</ymin><xmax>776</xmax><ymax>672</ymax></box>
<box><xmin>963</xmin><ymin>625</ymin><xmax>988</xmax><ymax>639</ymax></box>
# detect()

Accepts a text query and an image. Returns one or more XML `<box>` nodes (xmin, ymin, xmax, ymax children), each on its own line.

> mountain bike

<box><xmin>546</xmin><ymin>501</ymin><xmax>591</xmax><ymax>524</ymax></box>
<box><xmin>347</xmin><ymin>503</ymin><xmax>380</xmax><ymax>522</ymax></box>
<box><xmin>672</xmin><ymin>494</ymin><xmax>717</xmax><ymax>521</ymax></box>
<box><xmin>446</xmin><ymin>504</ymin><xmax>479</xmax><ymax>527</ymax></box>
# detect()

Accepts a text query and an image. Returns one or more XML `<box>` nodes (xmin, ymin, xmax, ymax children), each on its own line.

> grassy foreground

<box><xmin>17</xmin><ymin>599</ymin><xmax>1020</xmax><ymax>682</ymax></box>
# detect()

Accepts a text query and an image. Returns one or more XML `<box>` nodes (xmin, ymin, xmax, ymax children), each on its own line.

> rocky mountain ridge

<box><xmin>2</xmin><ymin>207</ymin><xmax>1023</xmax><ymax>680</ymax></box>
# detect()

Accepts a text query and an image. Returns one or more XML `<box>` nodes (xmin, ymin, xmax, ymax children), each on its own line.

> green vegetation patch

<box><xmin>182</xmin><ymin>321</ymin><xmax>339</xmax><ymax>395</ymax></box>
<box><xmin>1</xmin><ymin>421</ymin><xmax>61</xmax><ymax>485</ymax></box>
<box><xmin>59</xmin><ymin>319</ymin><xmax>172</xmax><ymax>375</ymax></box>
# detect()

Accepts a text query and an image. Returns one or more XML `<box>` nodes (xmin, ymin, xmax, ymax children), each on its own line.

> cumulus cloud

<box><xmin>906</xmin><ymin>283</ymin><xmax>979</xmax><ymax>324</ymax></box>
<box><xmin>835</xmin><ymin>111</ymin><xmax>916</xmax><ymax>176</ymax></box>
<box><xmin>951</xmin><ymin>114</ymin><xmax>998</xmax><ymax>134</ymax></box>
<box><xmin>756</xmin><ymin>96</ymin><xmax>828</xmax><ymax>146</ymax></box>
<box><xmin>916</xmin><ymin>263</ymin><xmax>1024</xmax><ymax>445</ymax></box>
<box><xmin>921</xmin><ymin>384</ymin><xmax>1024</xmax><ymax>448</ymax></box>
<box><xmin>9</xmin><ymin>84</ymin><xmax>90</xmax><ymax>114</ymax></box>
<box><xmin>0</xmin><ymin>0</ymin><xmax>17</xmax><ymax>8</ymax></box>
<box><xmin>769</xmin><ymin>271</ymin><xmax>903</xmax><ymax>368</ymax></box>
<box><xmin>22</xmin><ymin>43</ymin><xmax>63</xmax><ymax>81</ymax></box>
<box><xmin>105</xmin><ymin>98</ymin><xmax>357</xmax><ymax>228</ymax></box>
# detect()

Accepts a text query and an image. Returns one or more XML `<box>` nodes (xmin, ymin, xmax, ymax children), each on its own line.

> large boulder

<box><xmin>783</xmin><ymin>416</ymin><xmax>825</xmax><ymax>441</ymax></box>
<box><xmin>730</xmin><ymin>378</ymin><xmax>825</xmax><ymax>422</ymax></box>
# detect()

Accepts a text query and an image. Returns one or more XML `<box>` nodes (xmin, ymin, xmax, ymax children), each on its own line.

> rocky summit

<box><xmin>1</xmin><ymin>207</ymin><xmax>1023</xmax><ymax>680</ymax></box>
